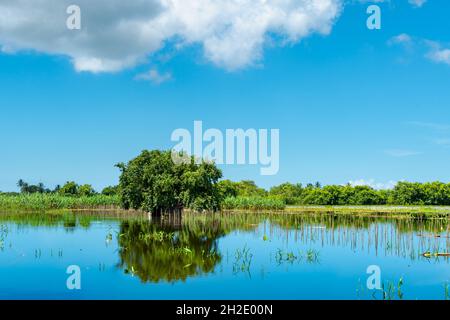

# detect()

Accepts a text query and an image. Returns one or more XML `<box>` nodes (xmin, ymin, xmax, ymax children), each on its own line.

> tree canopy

<box><xmin>101</xmin><ymin>185</ymin><xmax>119</xmax><ymax>196</ymax></box>
<box><xmin>262</xmin><ymin>181</ymin><xmax>450</xmax><ymax>206</ymax></box>
<box><xmin>116</xmin><ymin>150</ymin><xmax>223</xmax><ymax>213</ymax></box>
<box><xmin>17</xmin><ymin>179</ymin><xmax>51</xmax><ymax>194</ymax></box>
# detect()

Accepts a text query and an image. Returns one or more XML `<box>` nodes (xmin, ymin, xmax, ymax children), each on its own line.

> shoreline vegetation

<box><xmin>2</xmin><ymin>150</ymin><xmax>450</xmax><ymax>216</ymax></box>
<box><xmin>0</xmin><ymin>193</ymin><xmax>120</xmax><ymax>211</ymax></box>
<box><xmin>1</xmin><ymin>193</ymin><xmax>450</xmax><ymax>217</ymax></box>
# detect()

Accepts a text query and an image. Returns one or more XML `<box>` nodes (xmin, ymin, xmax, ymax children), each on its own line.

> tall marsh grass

<box><xmin>222</xmin><ymin>196</ymin><xmax>285</xmax><ymax>211</ymax></box>
<box><xmin>0</xmin><ymin>193</ymin><xmax>120</xmax><ymax>211</ymax></box>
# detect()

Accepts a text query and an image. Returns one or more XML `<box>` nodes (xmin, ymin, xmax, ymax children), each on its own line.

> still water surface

<box><xmin>0</xmin><ymin>211</ymin><xmax>448</xmax><ymax>299</ymax></box>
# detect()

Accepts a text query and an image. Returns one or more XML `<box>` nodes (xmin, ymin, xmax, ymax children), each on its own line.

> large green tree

<box><xmin>102</xmin><ymin>185</ymin><xmax>119</xmax><ymax>196</ymax></box>
<box><xmin>116</xmin><ymin>150</ymin><xmax>223</xmax><ymax>213</ymax></box>
<box><xmin>269</xmin><ymin>182</ymin><xmax>302</xmax><ymax>204</ymax></box>
<box><xmin>58</xmin><ymin>181</ymin><xmax>79</xmax><ymax>196</ymax></box>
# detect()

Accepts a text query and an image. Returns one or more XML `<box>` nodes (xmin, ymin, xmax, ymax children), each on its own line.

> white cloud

<box><xmin>388</xmin><ymin>33</ymin><xmax>415</xmax><ymax>55</ymax></box>
<box><xmin>407</xmin><ymin>121</ymin><xmax>450</xmax><ymax>131</ymax></box>
<box><xmin>358</xmin><ymin>0</ymin><xmax>426</xmax><ymax>7</ymax></box>
<box><xmin>348</xmin><ymin>179</ymin><xmax>398</xmax><ymax>190</ymax></box>
<box><xmin>408</xmin><ymin>0</ymin><xmax>427</xmax><ymax>8</ymax></box>
<box><xmin>134</xmin><ymin>68</ymin><xmax>172</xmax><ymax>84</ymax></box>
<box><xmin>388</xmin><ymin>33</ymin><xmax>412</xmax><ymax>46</ymax></box>
<box><xmin>389</xmin><ymin>35</ymin><xmax>450</xmax><ymax>67</ymax></box>
<box><xmin>384</xmin><ymin>149</ymin><xmax>421</xmax><ymax>157</ymax></box>
<box><xmin>426</xmin><ymin>45</ymin><xmax>450</xmax><ymax>66</ymax></box>
<box><xmin>0</xmin><ymin>0</ymin><xmax>343</xmax><ymax>73</ymax></box>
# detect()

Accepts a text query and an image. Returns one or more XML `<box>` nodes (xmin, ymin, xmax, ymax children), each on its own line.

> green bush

<box><xmin>58</xmin><ymin>181</ymin><xmax>79</xmax><ymax>196</ymax></box>
<box><xmin>78</xmin><ymin>184</ymin><xmax>96</xmax><ymax>197</ymax></box>
<box><xmin>102</xmin><ymin>185</ymin><xmax>119</xmax><ymax>196</ymax></box>
<box><xmin>269</xmin><ymin>182</ymin><xmax>302</xmax><ymax>205</ymax></box>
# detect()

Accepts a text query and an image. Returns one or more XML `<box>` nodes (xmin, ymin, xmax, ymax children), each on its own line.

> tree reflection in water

<box><xmin>117</xmin><ymin>212</ymin><xmax>449</xmax><ymax>283</ymax></box>
<box><xmin>117</xmin><ymin>213</ymin><xmax>224</xmax><ymax>283</ymax></box>
<box><xmin>3</xmin><ymin>211</ymin><xmax>444</xmax><ymax>283</ymax></box>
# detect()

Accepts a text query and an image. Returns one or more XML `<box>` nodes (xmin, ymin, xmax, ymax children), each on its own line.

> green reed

<box><xmin>275</xmin><ymin>248</ymin><xmax>320</xmax><ymax>265</ymax></box>
<box><xmin>222</xmin><ymin>196</ymin><xmax>286</xmax><ymax>211</ymax></box>
<box><xmin>0</xmin><ymin>193</ymin><xmax>120</xmax><ymax>211</ymax></box>
<box><xmin>233</xmin><ymin>245</ymin><xmax>253</xmax><ymax>276</ymax></box>
<box><xmin>445</xmin><ymin>282</ymin><xmax>449</xmax><ymax>300</ymax></box>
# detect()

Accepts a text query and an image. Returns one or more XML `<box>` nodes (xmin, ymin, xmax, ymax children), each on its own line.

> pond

<box><xmin>0</xmin><ymin>211</ymin><xmax>448</xmax><ymax>300</ymax></box>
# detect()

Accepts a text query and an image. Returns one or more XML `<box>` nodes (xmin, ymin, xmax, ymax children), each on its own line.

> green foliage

<box><xmin>56</xmin><ymin>182</ymin><xmax>97</xmax><ymax>197</ymax></box>
<box><xmin>0</xmin><ymin>193</ymin><xmax>120</xmax><ymax>211</ymax></box>
<box><xmin>58</xmin><ymin>181</ymin><xmax>79</xmax><ymax>196</ymax></box>
<box><xmin>17</xmin><ymin>179</ymin><xmax>51</xmax><ymax>194</ymax></box>
<box><xmin>222</xmin><ymin>196</ymin><xmax>285</xmax><ymax>210</ymax></box>
<box><xmin>260</xmin><ymin>181</ymin><xmax>450</xmax><ymax>206</ymax></box>
<box><xmin>348</xmin><ymin>186</ymin><xmax>388</xmax><ymax>205</ymax></box>
<box><xmin>78</xmin><ymin>184</ymin><xmax>96</xmax><ymax>197</ymax></box>
<box><xmin>299</xmin><ymin>185</ymin><xmax>387</xmax><ymax>205</ymax></box>
<box><xmin>234</xmin><ymin>180</ymin><xmax>267</xmax><ymax>197</ymax></box>
<box><xmin>265</xmin><ymin>181</ymin><xmax>450</xmax><ymax>206</ymax></box>
<box><xmin>217</xmin><ymin>179</ymin><xmax>239</xmax><ymax>198</ymax></box>
<box><xmin>269</xmin><ymin>182</ymin><xmax>302</xmax><ymax>205</ymax></box>
<box><xmin>117</xmin><ymin>150</ymin><xmax>223</xmax><ymax>213</ymax></box>
<box><xmin>389</xmin><ymin>181</ymin><xmax>450</xmax><ymax>205</ymax></box>
<box><xmin>217</xmin><ymin>180</ymin><xmax>267</xmax><ymax>199</ymax></box>
<box><xmin>118</xmin><ymin>220</ymin><xmax>222</xmax><ymax>283</ymax></box>
<box><xmin>10</xmin><ymin>175</ymin><xmax>450</xmax><ymax>211</ymax></box>
<box><xmin>102</xmin><ymin>185</ymin><xmax>119</xmax><ymax>196</ymax></box>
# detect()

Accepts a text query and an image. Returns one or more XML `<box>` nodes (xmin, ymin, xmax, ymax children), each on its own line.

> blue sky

<box><xmin>1</xmin><ymin>0</ymin><xmax>449</xmax><ymax>192</ymax></box>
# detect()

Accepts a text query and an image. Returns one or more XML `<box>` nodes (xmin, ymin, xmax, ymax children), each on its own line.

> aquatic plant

<box><xmin>0</xmin><ymin>193</ymin><xmax>120</xmax><ymax>211</ymax></box>
<box><xmin>422</xmin><ymin>251</ymin><xmax>450</xmax><ymax>258</ymax></box>
<box><xmin>305</xmin><ymin>249</ymin><xmax>320</xmax><ymax>264</ymax></box>
<box><xmin>0</xmin><ymin>224</ymin><xmax>8</xmax><ymax>250</ymax></box>
<box><xmin>275</xmin><ymin>248</ymin><xmax>320</xmax><ymax>265</ymax></box>
<box><xmin>356</xmin><ymin>276</ymin><xmax>406</xmax><ymax>300</ymax></box>
<box><xmin>233</xmin><ymin>245</ymin><xmax>253</xmax><ymax>276</ymax></box>
<box><xmin>275</xmin><ymin>249</ymin><xmax>298</xmax><ymax>264</ymax></box>
<box><xmin>397</xmin><ymin>277</ymin><xmax>404</xmax><ymax>300</ymax></box>
<box><xmin>383</xmin><ymin>279</ymin><xmax>401</xmax><ymax>300</ymax></box>
<box><xmin>444</xmin><ymin>282</ymin><xmax>449</xmax><ymax>300</ymax></box>
<box><xmin>105</xmin><ymin>228</ymin><xmax>113</xmax><ymax>243</ymax></box>
<box><xmin>138</xmin><ymin>230</ymin><xmax>176</xmax><ymax>243</ymax></box>
<box><xmin>222</xmin><ymin>196</ymin><xmax>285</xmax><ymax>211</ymax></box>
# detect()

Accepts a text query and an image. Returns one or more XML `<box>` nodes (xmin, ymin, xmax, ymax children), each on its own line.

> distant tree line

<box><xmin>218</xmin><ymin>180</ymin><xmax>450</xmax><ymax>206</ymax></box>
<box><xmin>7</xmin><ymin>178</ymin><xmax>450</xmax><ymax>207</ymax></box>
<box><xmin>4</xmin><ymin>150</ymin><xmax>450</xmax><ymax>213</ymax></box>
<box><xmin>11</xmin><ymin>179</ymin><xmax>118</xmax><ymax>197</ymax></box>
